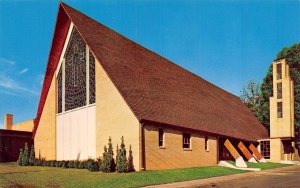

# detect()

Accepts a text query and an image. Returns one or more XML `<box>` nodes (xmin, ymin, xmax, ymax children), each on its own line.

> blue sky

<box><xmin>0</xmin><ymin>0</ymin><xmax>299</xmax><ymax>127</ymax></box>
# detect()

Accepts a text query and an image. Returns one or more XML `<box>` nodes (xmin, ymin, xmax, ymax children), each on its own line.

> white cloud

<box><xmin>0</xmin><ymin>89</ymin><xmax>20</xmax><ymax>96</ymax></box>
<box><xmin>0</xmin><ymin>57</ymin><xmax>15</xmax><ymax>65</ymax></box>
<box><xmin>19</xmin><ymin>68</ymin><xmax>29</xmax><ymax>74</ymax></box>
<box><xmin>37</xmin><ymin>74</ymin><xmax>44</xmax><ymax>86</ymax></box>
<box><xmin>0</xmin><ymin>74</ymin><xmax>38</xmax><ymax>96</ymax></box>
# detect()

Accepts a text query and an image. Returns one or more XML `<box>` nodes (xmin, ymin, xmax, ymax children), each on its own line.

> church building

<box><xmin>31</xmin><ymin>2</ymin><xmax>268</xmax><ymax>170</ymax></box>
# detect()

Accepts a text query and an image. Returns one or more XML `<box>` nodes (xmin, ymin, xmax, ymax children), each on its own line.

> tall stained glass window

<box><xmin>57</xmin><ymin>68</ymin><xmax>62</xmax><ymax>113</ymax></box>
<box><xmin>64</xmin><ymin>29</ymin><xmax>87</xmax><ymax>111</ymax></box>
<box><xmin>57</xmin><ymin>27</ymin><xmax>96</xmax><ymax>114</ymax></box>
<box><xmin>89</xmin><ymin>50</ymin><xmax>95</xmax><ymax>104</ymax></box>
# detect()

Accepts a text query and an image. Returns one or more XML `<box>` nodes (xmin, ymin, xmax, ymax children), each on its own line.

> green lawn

<box><xmin>226</xmin><ymin>160</ymin><xmax>291</xmax><ymax>170</ymax></box>
<box><xmin>0</xmin><ymin>163</ymin><xmax>244</xmax><ymax>188</ymax></box>
<box><xmin>0</xmin><ymin>161</ymin><xmax>291</xmax><ymax>188</ymax></box>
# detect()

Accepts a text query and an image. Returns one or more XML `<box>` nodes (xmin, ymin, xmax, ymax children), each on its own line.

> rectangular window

<box><xmin>277</xmin><ymin>63</ymin><xmax>282</xmax><ymax>80</ymax></box>
<box><xmin>277</xmin><ymin>102</ymin><xmax>283</xmax><ymax>118</ymax></box>
<box><xmin>205</xmin><ymin>137</ymin><xmax>209</xmax><ymax>151</ymax></box>
<box><xmin>183</xmin><ymin>133</ymin><xmax>191</xmax><ymax>149</ymax></box>
<box><xmin>277</xmin><ymin>83</ymin><xmax>282</xmax><ymax>99</ymax></box>
<box><xmin>260</xmin><ymin>141</ymin><xmax>270</xmax><ymax>159</ymax></box>
<box><xmin>158</xmin><ymin>128</ymin><xmax>164</xmax><ymax>147</ymax></box>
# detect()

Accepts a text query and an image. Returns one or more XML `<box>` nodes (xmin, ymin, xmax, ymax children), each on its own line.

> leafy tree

<box><xmin>260</xmin><ymin>67</ymin><xmax>273</xmax><ymax>132</ymax></box>
<box><xmin>100</xmin><ymin>137</ymin><xmax>115</xmax><ymax>172</ymax></box>
<box><xmin>240</xmin><ymin>80</ymin><xmax>264</xmax><ymax>126</ymax></box>
<box><xmin>127</xmin><ymin>145</ymin><xmax>135</xmax><ymax>172</ymax></box>
<box><xmin>17</xmin><ymin>148</ymin><xmax>23</xmax><ymax>166</ymax></box>
<box><xmin>260</xmin><ymin>43</ymin><xmax>300</xmax><ymax>145</ymax></box>
<box><xmin>22</xmin><ymin>143</ymin><xmax>29</xmax><ymax>166</ymax></box>
<box><xmin>29</xmin><ymin>145</ymin><xmax>35</xmax><ymax>166</ymax></box>
<box><xmin>116</xmin><ymin>136</ymin><xmax>127</xmax><ymax>173</ymax></box>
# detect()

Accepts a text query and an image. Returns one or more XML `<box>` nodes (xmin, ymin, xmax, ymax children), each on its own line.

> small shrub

<box><xmin>55</xmin><ymin>161</ymin><xmax>60</xmax><ymax>167</ymax></box>
<box><xmin>33</xmin><ymin>159</ymin><xmax>39</xmax><ymax>166</ymax></box>
<box><xmin>61</xmin><ymin>160</ymin><xmax>66</xmax><ymax>168</ymax></box>
<box><xmin>88</xmin><ymin>161</ymin><xmax>100</xmax><ymax>172</ymax></box>
<box><xmin>64</xmin><ymin>161</ymin><xmax>70</xmax><ymax>168</ymax></box>
<box><xmin>22</xmin><ymin>143</ymin><xmax>29</xmax><ymax>166</ymax></box>
<box><xmin>100</xmin><ymin>137</ymin><xmax>115</xmax><ymax>173</ymax></box>
<box><xmin>86</xmin><ymin>158</ymin><xmax>94</xmax><ymax>169</ymax></box>
<box><xmin>40</xmin><ymin>159</ymin><xmax>46</xmax><ymax>166</ymax></box>
<box><xmin>116</xmin><ymin>136</ymin><xmax>127</xmax><ymax>173</ymax></box>
<box><xmin>67</xmin><ymin>161</ymin><xmax>73</xmax><ymax>168</ymax></box>
<box><xmin>127</xmin><ymin>145</ymin><xmax>135</xmax><ymax>172</ymax></box>
<box><xmin>78</xmin><ymin>161</ymin><xmax>86</xmax><ymax>169</ymax></box>
<box><xmin>74</xmin><ymin>161</ymin><xmax>79</xmax><ymax>168</ymax></box>
<box><xmin>29</xmin><ymin>145</ymin><xmax>35</xmax><ymax>166</ymax></box>
<box><xmin>115</xmin><ymin>144</ymin><xmax>119</xmax><ymax>167</ymax></box>
<box><xmin>17</xmin><ymin>148</ymin><xmax>23</xmax><ymax>166</ymax></box>
<box><xmin>50</xmin><ymin>160</ymin><xmax>56</xmax><ymax>167</ymax></box>
<box><xmin>58</xmin><ymin>161</ymin><xmax>63</xmax><ymax>167</ymax></box>
<box><xmin>97</xmin><ymin>157</ymin><xmax>102</xmax><ymax>171</ymax></box>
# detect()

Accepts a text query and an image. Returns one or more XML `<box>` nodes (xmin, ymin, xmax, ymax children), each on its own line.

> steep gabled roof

<box><xmin>33</xmin><ymin>2</ymin><xmax>268</xmax><ymax>141</ymax></box>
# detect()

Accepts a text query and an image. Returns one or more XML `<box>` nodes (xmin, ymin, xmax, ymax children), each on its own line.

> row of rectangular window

<box><xmin>158</xmin><ymin>128</ymin><xmax>209</xmax><ymax>151</ymax></box>
<box><xmin>276</xmin><ymin>63</ymin><xmax>283</xmax><ymax>118</ymax></box>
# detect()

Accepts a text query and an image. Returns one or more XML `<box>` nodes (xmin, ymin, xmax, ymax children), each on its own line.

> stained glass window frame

<box><xmin>56</xmin><ymin>27</ymin><xmax>96</xmax><ymax>114</ymax></box>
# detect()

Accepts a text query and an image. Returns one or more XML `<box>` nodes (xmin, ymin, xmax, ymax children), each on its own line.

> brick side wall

<box><xmin>13</xmin><ymin>119</ymin><xmax>34</xmax><ymax>132</ymax></box>
<box><xmin>144</xmin><ymin>123</ymin><xmax>218</xmax><ymax>170</ymax></box>
<box><xmin>95</xmin><ymin>59</ymin><xmax>140</xmax><ymax>170</ymax></box>
<box><xmin>34</xmin><ymin>76</ymin><xmax>57</xmax><ymax>160</ymax></box>
<box><xmin>0</xmin><ymin>130</ymin><xmax>33</xmax><ymax>162</ymax></box>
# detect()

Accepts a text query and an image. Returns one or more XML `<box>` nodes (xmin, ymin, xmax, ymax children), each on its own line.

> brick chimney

<box><xmin>4</xmin><ymin>114</ymin><xmax>13</xmax><ymax>130</ymax></box>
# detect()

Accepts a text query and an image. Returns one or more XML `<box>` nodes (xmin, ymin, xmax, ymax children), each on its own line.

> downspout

<box><xmin>139</xmin><ymin>122</ymin><xmax>145</xmax><ymax>171</ymax></box>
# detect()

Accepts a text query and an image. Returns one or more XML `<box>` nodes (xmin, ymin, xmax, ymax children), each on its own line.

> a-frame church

<box><xmin>30</xmin><ymin>2</ymin><xmax>270</xmax><ymax>170</ymax></box>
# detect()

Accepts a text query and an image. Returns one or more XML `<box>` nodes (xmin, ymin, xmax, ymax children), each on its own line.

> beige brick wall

<box><xmin>95</xmin><ymin>59</ymin><xmax>140</xmax><ymax>170</ymax></box>
<box><xmin>13</xmin><ymin>119</ymin><xmax>34</xmax><ymax>132</ymax></box>
<box><xmin>270</xmin><ymin>60</ymin><xmax>294</xmax><ymax>138</ymax></box>
<box><xmin>144</xmin><ymin>123</ymin><xmax>218</xmax><ymax>170</ymax></box>
<box><xmin>34</xmin><ymin>76</ymin><xmax>57</xmax><ymax>160</ymax></box>
<box><xmin>269</xmin><ymin>138</ymin><xmax>283</xmax><ymax>162</ymax></box>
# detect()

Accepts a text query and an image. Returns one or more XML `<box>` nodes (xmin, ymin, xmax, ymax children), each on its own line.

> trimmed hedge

<box><xmin>17</xmin><ymin>137</ymin><xmax>135</xmax><ymax>173</ymax></box>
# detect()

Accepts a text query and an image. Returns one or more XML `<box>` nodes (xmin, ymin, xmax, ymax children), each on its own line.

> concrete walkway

<box><xmin>144</xmin><ymin>164</ymin><xmax>300</xmax><ymax>188</ymax></box>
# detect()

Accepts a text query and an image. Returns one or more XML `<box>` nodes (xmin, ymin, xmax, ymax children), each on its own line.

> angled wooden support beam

<box><xmin>249</xmin><ymin>143</ymin><xmax>267</xmax><ymax>163</ymax></box>
<box><xmin>224</xmin><ymin>139</ymin><xmax>247</xmax><ymax>167</ymax></box>
<box><xmin>238</xmin><ymin>142</ymin><xmax>257</xmax><ymax>163</ymax></box>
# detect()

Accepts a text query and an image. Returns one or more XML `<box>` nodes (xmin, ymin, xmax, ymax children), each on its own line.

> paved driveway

<box><xmin>146</xmin><ymin>164</ymin><xmax>300</xmax><ymax>188</ymax></box>
<box><xmin>200</xmin><ymin>164</ymin><xmax>300</xmax><ymax>188</ymax></box>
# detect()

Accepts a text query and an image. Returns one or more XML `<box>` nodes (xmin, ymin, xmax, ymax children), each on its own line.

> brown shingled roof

<box><xmin>33</xmin><ymin>2</ymin><xmax>268</xmax><ymax>142</ymax></box>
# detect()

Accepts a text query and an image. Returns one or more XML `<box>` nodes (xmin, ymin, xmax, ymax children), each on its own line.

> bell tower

<box><xmin>269</xmin><ymin>59</ymin><xmax>298</xmax><ymax>162</ymax></box>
